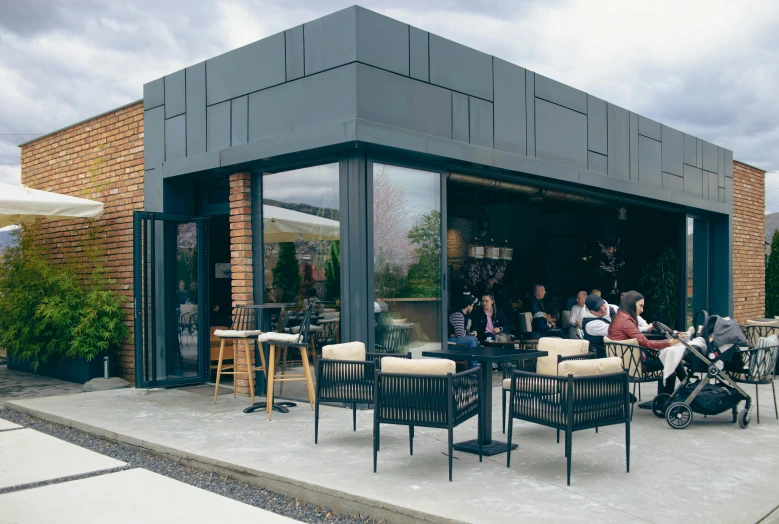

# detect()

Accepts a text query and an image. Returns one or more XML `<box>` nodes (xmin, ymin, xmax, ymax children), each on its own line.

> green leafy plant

<box><xmin>323</xmin><ymin>240</ymin><xmax>340</xmax><ymax>302</ymax></box>
<box><xmin>766</xmin><ymin>231</ymin><xmax>779</xmax><ymax>317</ymax></box>
<box><xmin>0</xmin><ymin>223</ymin><xmax>129</xmax><ymax>370</ymax></box>
<box><xmin>271</xmin><ymin>242</ymin><xmax>301</xmax><ymax>303</ymax></box>
<box><xmin>299</xmin><ymin>262</ymin><xmax>316</xmax><ymax>300</ymax></box>
<box><xmin>639</xmin><ymin>248</ymin><xmax>678</xmax><ymax>329</ymax></box>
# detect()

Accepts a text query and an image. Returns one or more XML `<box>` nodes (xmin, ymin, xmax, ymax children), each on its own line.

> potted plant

<box><xmin>639</xmin><ymin>248</ymin><xmax>678</xmax><ymax>329</ymax></box>
<box><xmin>598</xmin><ymin>240</ymin><xmax>625</xmax><ymax>296</ymax></box>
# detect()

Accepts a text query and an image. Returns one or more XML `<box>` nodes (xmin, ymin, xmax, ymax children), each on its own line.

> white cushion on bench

<box><xmin>536</xmin><ymin>338</ymin><xmax>589</xmax><ymax>376</ymax></box>
<box><xmin>257</xmin><ymin>332</ymin><xmax>302</xmax><ymax>343</ymax></box>
<box><xmin>213</xmin><ymin>329</ymin><xmax>263</xmax><ymax>338</ymax></box>
<box><xmin>558</xmin><ymin>357</ymin><xmax>624</xmax><ymax>377</ymax></box>
<box><xmin>322</xmin><ymin>342</ymin><xmax>366</xmax><ymax>361</ymax></box>
<box><xmin>381</xmin><ymin>357</ymin><xmax>455</xmax><ymax>375</ymax></box>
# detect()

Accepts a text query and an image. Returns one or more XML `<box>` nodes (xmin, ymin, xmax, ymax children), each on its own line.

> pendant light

<box><xmin>468</xmin><ymin>237</ymin><xmax>484</xmax><ymax>258</ymax></box>
<box><xmin>485</xmin><ymin>239</ymin><xmax>500</xmax><ymax>259</ymax></box>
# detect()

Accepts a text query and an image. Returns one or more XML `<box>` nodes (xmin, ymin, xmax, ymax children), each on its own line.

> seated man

<box><xmin>568</xmin><ymin>290</ymin><xmax>588</xmax><ymax>339</ymax></box>
<box><xmin>529</xmin><ymin>284</ymin><xmax>563</xmax><ymax>338</ymax></box>
<box><xmin>581</xmin><ymin>294</ymin><xmax>618</xmax><ymax>358</ymax></box>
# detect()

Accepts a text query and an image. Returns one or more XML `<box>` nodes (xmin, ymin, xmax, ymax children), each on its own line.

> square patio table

<box><xmin>422</xmin><ymin>346</ymin><xmax>547</xmax><ymax>456</ymax></box>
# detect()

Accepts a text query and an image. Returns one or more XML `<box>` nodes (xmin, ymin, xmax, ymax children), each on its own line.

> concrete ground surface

<box><xmin>0</xmin><ymin>424</ymin><xmax>298</xmax><ymax>523</ymax></box>
<box><xmin>5</xmin><ymin>381</ymin><xmax>779</xmax><ymax>524</ymax></box>
<box><xmin>0</xmin><ymin>468</ymin><xmax>298</xmax><ymax>524</ymax></box>
<box><xmin>0</xmin><ymin>364</ymin><xmax>84</xmax><ymax>403</ymax></box>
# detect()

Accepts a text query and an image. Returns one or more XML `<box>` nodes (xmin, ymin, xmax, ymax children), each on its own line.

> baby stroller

<box><xmin>651</xmin><ymin>311</ymin><xmax>753</xmax><ymax>430</ymax></box>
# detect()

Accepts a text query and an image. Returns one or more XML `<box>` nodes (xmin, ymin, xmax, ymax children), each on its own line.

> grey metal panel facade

<box><xmin>164</xmin><ymin>114</ymin><xmax>186</xmax><ymax>161</ymax></box>
<box><xmin>285</xmin><ymin>26</ymin><xmax>305</xmax><ymax>81</ymax></box>
<box><xmin>662</xmin><ymin>172</ymin><xmax>683</xmax><ymax>192</ymax></box>
<box><xmin>355</xmin><ymin>7</ymin><xmax>409</xmax><ymax>76</ymax></box>
<box><xmin>684</xmin><ymin>164</ymin><xmax>703</xmax><ymax>197</ymax></box>
<box><xmin>587</xmin><ymin>95</ymin><xmax>607</xmax><ymax>155</ymax></box>
<box><xmin>725</xmin><ymin>176</ymin><xmax>733</xmax><ymax>203</ymax></box>
<box><xmin>661</xmin><ymin>125</ymin><xmax>683</xmax><ymax>177</ymax></box>
<box><xmin>588</xmin><ymin>151</ymin><xmax>607</xmax><ymax>175</ymax></box>
<box><xmin>144</xmin><ymin>106</ymin><xmax>164</xmax><ymax>170</ymax></box>
<box><xmin>535</xmin><ymin>74</ymin><xmax>586</xmax><ymax>114</ymax></box>
<box><xmin>706</xmin><ymin>171</ymin><xmax>718</xmax><ymax>200</ymax></box>
<box><xmin>164</xmin><ymin>69</ymin><xmax>186</xmax><ymax>119</ymax></box>
<box><xmin>683</xmin><ymin>133</ymin><xmax>697</xmax><ymax>167</ymax></box>
<box><xmin>526</xmin><ymin>72</ymin><xmax>535</xmax><ymax>158</ymax></box>
<box><xmin>638</xmin><ymin>115</ymin><xmax>661</xmax><ymax>141</ymax></box>
<box><xmin>304</xmin><ymin>7</ymin><xmax>356</xmax><ymax>76</ymax></box>
<box><xmin>231</xmin><ymin>96</ymin><xmax>248</xmax><ymax>147</ymax></box>
<box><xmin>469</xmin><ymin>97</ymin><xmax>493</xmax><ymax>148</ymax></box>
<box><xmin>535</xmin><ymin>98</ymin><xmax>587</xmax><ymax>170</ymax></box>
<box><xmin>724</xmin><ymin>149</ymin><xmax>733</xmax><ymax>177</ymax></box>
<box><xmin>452</xmin><ymin>92</ymin><xmax>468</xmax><ymax>143</ymax></box>
<box><xmin>638</xmin><ymin>136</ymin><xmax>662</xmax><ymax>187</ymax></box>
<box><xmin>717</xmin><ymin>147</ymin><xmax>726</xmax><ymax>188</ymax></box>
<box><xmin>428</xmin><ymin>34</ymin><xmax>493</xmax><ymax>101</ymax></box>
<box><xmin>185</xmin><ymin>63</ymin><xmax>206</xmax><ymax>156</ymax></box>
<box><xmin>629</xmin><ymin>112</ymin><xmax>639</xmax><ymax>181</ymax></box>
<box><xmin>207</xmin><ymin>101</ymin><xmax>231</xmax><ymax>152</ymax></box>
<box><xmin>206</xmin><ymin>33</ymin><xmax>286</xmax><ymax>106</ymax></box>
<box><xmin>493</xmin><ymin>58</ymin><xmax>525</xmax><ymax>155</ymax></box>
<box><xmin>143</xmin><ymin>78</ymin><xmax>164</xmax><ymax>110</ymax></box>
<box><xmin>409</xmin><ymin>26</ymin><xmax>429</xmax><ymax>81</ymax></box>
<box><xmin>702</xmin><ymin>140</ymin><xmax>718</xmax><ymax>173</ymax></box>
<box><xmin>607</xmin><ymin>104</ymin><xmax>629</xmax><ymax>179</ymax></box>
<box><xmin>356</xmin><ymin>64</ymin><xmax>451</xmax><ymax>140</ymax></box>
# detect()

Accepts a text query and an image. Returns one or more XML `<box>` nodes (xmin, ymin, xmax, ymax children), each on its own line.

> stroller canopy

<box><xmin>702</xmin><ymin>314</ymin><xmax>747</xmax><ymax>351</ymax></box>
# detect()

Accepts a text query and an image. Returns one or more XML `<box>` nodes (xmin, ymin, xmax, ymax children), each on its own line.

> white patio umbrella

<box><xmin>262</xmin><ymin>205</ymin><xmax>340</xmax><ymax>243</ymax></box>
<box><xmin>0</xmin><ymin>182</ymin><xmax>103</xmax><ymax>228</ymax></box>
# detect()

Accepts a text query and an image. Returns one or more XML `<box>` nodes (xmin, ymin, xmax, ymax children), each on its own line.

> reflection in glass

<box><xmin>174</xmin><ymin>221</ymin><xmax>199</xmax><ymax>377</ymax></box>
<box><xmin>262</xmin><ymin>164</ymin><xmax>340</xmax><ymax>340</ymax></box>
<box><xmin>686</xmin><ymin>217</ymin><xmax>694</xmax><ymax>328</ymax></box>
<box><xmin>373</xmin><ymin>163</ymin><xmax>441</xmax><ymax>354</ymax></box>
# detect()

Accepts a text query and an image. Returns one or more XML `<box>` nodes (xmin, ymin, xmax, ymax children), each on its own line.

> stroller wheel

<box><xmin>652</xmin><ymin>394</ymin><xmax>671</xmax><ymax>418</ymax></box>
<box><xmin>666</xmin><ymin>402</ymin><xmax>693</xmax><ymax>430</ymax></box>
<box><xmin>738</xmin><ymin>409</ymin><xmax>750</xmax><ymax>429</ymax></box>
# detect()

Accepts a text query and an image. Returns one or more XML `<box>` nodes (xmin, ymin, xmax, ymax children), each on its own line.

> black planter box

<box><xmin>7</xmin><ymin>354</ymin><xmax>105</xmax><ymax>384</ymax></box>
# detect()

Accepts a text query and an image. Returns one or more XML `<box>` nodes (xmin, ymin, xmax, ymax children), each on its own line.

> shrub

<box><xmin>0</xmin><ymin>223</ymin><xmax>129</xmax><ymax>370</ymax></box>
<box><xmin>766</xmin><ymin>231</ymin><xmax>779</xmax><ymax>317</ymax></box>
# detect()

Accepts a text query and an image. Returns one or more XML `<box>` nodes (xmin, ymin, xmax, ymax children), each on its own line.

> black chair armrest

<box><xmin>558</xmin><ymin>352</ymin><xmax>597</xmax><ymax>364</ymax></box>
<box><xmin>366</xmin><ymin>352</ymin><xmax>411</xmax><ymax>368</ymax></box>
<box><xmin>452</xmin><ymin>367</ymin><xmax>480</xmax><ymax>424</ymax></box>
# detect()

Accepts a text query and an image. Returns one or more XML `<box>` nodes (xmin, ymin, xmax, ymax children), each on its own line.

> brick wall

<box><xmin>732</xmin><ymin>160</ymin><xmax>766</xmax><ymax>323</ymax></box>
<box><xmin>229</xmin><ymin>173</ymin><xmax>254</xmax><ymax>396</ymax></box>
<box><xmin>20</xmin><ymin>102</ymin><xmax>145</xmax><ymax>381</ymax></box>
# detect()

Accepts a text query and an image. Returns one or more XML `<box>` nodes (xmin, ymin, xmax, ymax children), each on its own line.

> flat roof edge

<box><xmin>734</xmin><ymin>159</ymin><xmax>767</xmax><ymax>173</ymax></box>
<box><xmin>18</xmin><ymin>99</ymin><xmax>143</xmax><ymax>147</ymax></box>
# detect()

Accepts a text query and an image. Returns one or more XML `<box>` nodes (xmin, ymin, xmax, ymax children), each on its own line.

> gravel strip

<box><xmin>0</xmin><ymin>465</ymin><xmax>130</xmax><ymax>495</ymax></box>
<box><xmin>0</xmin><ymin>408</ymin><xmax>379</xmax><ymax>523</ymax></box>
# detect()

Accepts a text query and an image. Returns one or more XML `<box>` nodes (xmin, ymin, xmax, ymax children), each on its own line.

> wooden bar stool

<box><xmin>257</xmin><ymin>305</ymin><xmax>316</xmax><ymax>420</ymax></box>
<box><xmin>213</xmin><ymin>307</ymin><xmax>265</xmax><ymax>405</ymax></box>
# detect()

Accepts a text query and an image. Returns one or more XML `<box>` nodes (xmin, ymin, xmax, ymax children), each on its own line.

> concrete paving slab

<box><xmin>6</xmin><ymin>381</ymin><xmax>779</xmax><ymax>524</ymax></box>
<box><xmin>0</xmin><ymin>468</ymin><xmax>299</xmax><ymax>523</ymax></box>
<box><xmin>0</xmin><ymin>417</ymin><xmax>21</xmax><ymax>430</ymax></box>
<box><xmin>0</xmin><ymin>428</ymin><xmax>125</xmax><ymax>489</ymax></box>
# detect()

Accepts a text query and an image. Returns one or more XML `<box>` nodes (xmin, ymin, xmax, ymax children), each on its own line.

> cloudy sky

<box><xmin>1</xmin><ymin>0</ymin><xmax>778</xmax><ymax>211</ymax></box>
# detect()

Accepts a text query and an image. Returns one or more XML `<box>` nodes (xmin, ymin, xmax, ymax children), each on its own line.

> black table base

<box><xmin>242</xmin><ymin>401</ymin><xmax>297</xmax><ymax>414</ymax></box>
<box><xmin>453</xmin><ymin>438</ymin><xmax>518</xmax><ymax>456</ymax></box>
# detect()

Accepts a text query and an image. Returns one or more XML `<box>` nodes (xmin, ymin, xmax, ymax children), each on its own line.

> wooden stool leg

<box><xmin>257</xmin><ymin>341</ymin><xmax>267</xmax><ymax>377</ymax></box>
<box><xmin>243</xmin><ymin>339</ymin><xmax>255</xmax><ymax>404</ymax></box>
<box><xmin>232</xmin><ymin>340</ymin><xmax>237</xmax><ymax>398</ymax></box>
<box><xmin>301</xmin><ymin>346</ymin><xmax>316</xmax><ymax>409</ymax></box>
<box><xmin>213</xmin><ymin>339</ymin><xmax>226</xmax><ymax>404</ymax></box>
<box><xmin>267</xmin><ymin>344</ymin><xmax>276</xmax><ymax>421</ymax></box>
<box><xmin>279</xmin><ymin>346</ymin><xmax>288</xmax><ymax>396</ymax></box>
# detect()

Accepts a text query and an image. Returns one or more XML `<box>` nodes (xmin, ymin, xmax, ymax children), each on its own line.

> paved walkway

<box><xmin>6</xmin><ymin>382</ymin><xmax>779</xmax><ymax>524</ymax></box>
<box><xmin>0</xmin><ymin>364</ymin><xmax>84</xmax><ymax>404</ymax></box>
<box><xmin>0</xmin><ymin>419</ymin><xmax>297</xmax><ymax>523</ymax></box>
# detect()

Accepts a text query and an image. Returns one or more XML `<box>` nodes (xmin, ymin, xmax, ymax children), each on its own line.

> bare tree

<box><xmin>373</xmin><ymin>164</ymin><xmax>414</xmax><ymax>270</ymax></box>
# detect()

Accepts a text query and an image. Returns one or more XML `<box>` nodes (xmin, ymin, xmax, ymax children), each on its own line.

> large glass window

<box><xmin>372</xmin><ymin>163</ymin><xmax>441</xmax><ymax>354</ymax></box>
<box><xmin>262</xmin><ymin>164</ymin><xmax>340</xmax><ymax>337</ymax></box>
<box><xmin>686</xmin><ymin>216</ymin><xmax>710</xmax><ymax>328</ymax></box>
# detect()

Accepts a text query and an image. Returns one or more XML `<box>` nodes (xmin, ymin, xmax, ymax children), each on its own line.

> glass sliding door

<box><xmin>372</xmin><ymin>163</ymin><xmax>442</xmax><ymax>354</ymax></box>
<box><xmin>686</xmin><ymin>216</ymin><xmax>710</xmax><ymax>328</ymax></box>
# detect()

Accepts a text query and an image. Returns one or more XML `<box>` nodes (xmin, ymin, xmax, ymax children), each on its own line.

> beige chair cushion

<box><xmin>322</xmin><ymin>342</ymin><xmax>366</xmax><ymax>361</ymax></box>
<box><xmin>257</xmin><ymin>332</ymin><xmax>302</xmax><ymax>343</ymax></box>
<box><xmin>381</xmin><ymin>357</ymin><xmax>456</xmax><ymax>375</ymax></box>
<box><xmin>558</xmin><ymin>357</ymin><xmax>624</xmax><ymax>377</ymax></box>
<box><xmin>518</xmin><ymin>312</ymin><xmax>533</xmax><ymax>333</ymax></box>
<box><xmin>213</xmin><ymin>329</ymin><xmax>263</xmax><ymax>338</ymax></box>
<box><xmin>535</xmin><ymin>338</ymin><xmax>589</xmax><ymax>376</ymax></box>
<box><xmin>561</xmin><ymin>310</ymin><xmax>571</xmax><ymax>329</ymax></box>
<box><xmin>747</xmin><ymin>319</ymin><xmax>779</xmax><ymax>327</ymax></box>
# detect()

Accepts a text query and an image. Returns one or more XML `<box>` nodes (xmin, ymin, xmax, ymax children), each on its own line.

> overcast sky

<box><xmin>1</xmin><ymin>0</ymin><xmax>778</xmax><ymax>212</ymax></box>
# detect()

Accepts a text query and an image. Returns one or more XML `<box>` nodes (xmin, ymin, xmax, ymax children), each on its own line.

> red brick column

<box><xmin>732</xmin><ymin>160</ymin><xmax>766</xmax><ymax>323</ymax></box>
<box><xmin>229</xmin><ymin>172</ymin><xmax>255</xmax><ymax>396</ymax></box>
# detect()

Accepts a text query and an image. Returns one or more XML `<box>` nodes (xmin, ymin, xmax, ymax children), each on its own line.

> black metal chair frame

<box><xmin>373</xmin><ymin>366</ymin><xmax>482</xmax><ymax>481</ymax></box>
<box><xmin>732</xmin><ymin>328</ymin><xmax>778</xmax><ymax>424</ymax></box>
<box><xmin>315</xmin><ymin>351</ymin><xmax>411</xmax><ymax>443</ymax></box>
<box><xmin>501</xmin><ymin>352</ymin><xmax>597</xmax><ymax>434</ymax></box>
<box><xmin>605</xmin><ymin>341</ymin><xmax>664</xmax><ymax>418</ymax></box>
<box><xmin>374</xmin><ymin>322</ymin><xmax>414</xmax><ymax>353</ymax></box>
<box><xmin>507</xmin><ymin>369</ymin><xmax>631</xmax><ymax>485</ymax></box>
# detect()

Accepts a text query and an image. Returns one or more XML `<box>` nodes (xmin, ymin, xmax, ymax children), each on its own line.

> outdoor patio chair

<box><xmin>501</xmin><ymin>338</ymin><xmax>593</xmax><ymax>433</ymax></box>
<box><xmin>373</xmin><ymin>357</ymin><xmax>482</xmax><ymax>482</ymax></box>
<box><xmin>604</xmin><ymin>337</ymin><xmax>664</xmax><ymax>418</ymax></box>
<box><xmin>213</xmin><ymin>308</ymin><xmax>265</xmax><ymax>405</ymax></box>
<box><xmin>744</xmin><ymin>320</ymin><xmax>779</xmax><ymax>373</ymax></box>
<box><xmin>731</xmin><ymin>332</ymin><xmax>779</xmax><ymax>423</ymax></box>
<box><xmin>506</xmin><ymin>357</ymin><xmax>630</xmax><ymax>485</ymax></box>
<box><xmin>374</xmin><ymin>322</ymin><xmax>414</xmax><ymax>353</ymax></box>
<box><xmin>257</xmin><ymin>305</ymin><xmax>315</xmax><ymax>420</ymax></box>
<box><xmin>314</xmin><ymin>342</ymin><xmax>410</xmax><ymax>443</ymax></box>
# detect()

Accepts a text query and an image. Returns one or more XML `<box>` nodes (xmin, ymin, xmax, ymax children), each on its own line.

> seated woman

<box><xmin>471</xmin><ymin>291</ymin><xmax>510</xmax><ymax>343</ymax></box>
<box><xmin>608</xmin><ymin>290</ymin><xmax>687</xmax><ymax>393</ymax></box>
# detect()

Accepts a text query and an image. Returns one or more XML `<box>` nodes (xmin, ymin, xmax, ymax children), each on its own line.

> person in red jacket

<box><xmin>608</xmin><ymin>290</ymin><xmax>688</xmax><ymax>393</ymax></box>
